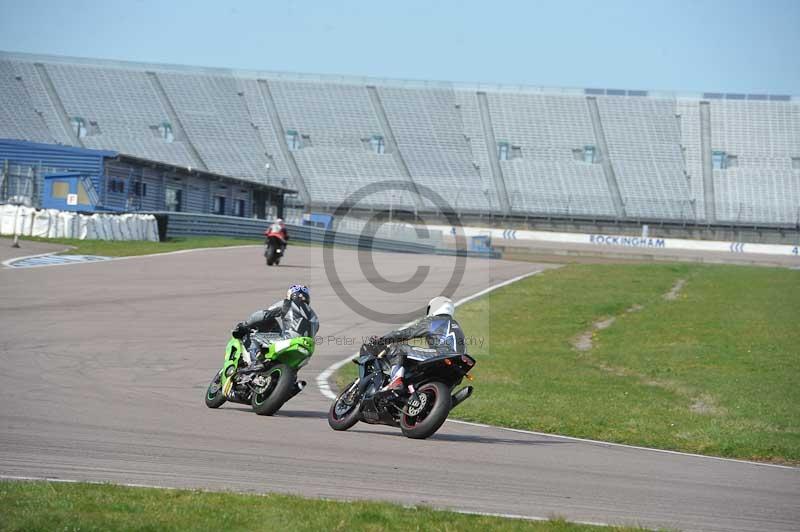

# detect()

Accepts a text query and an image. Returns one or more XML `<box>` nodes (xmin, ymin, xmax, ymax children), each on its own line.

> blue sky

<box><xmin>1</xmin><ymin>0</ymin><xmax>798</xmax><ymax>94</ymax></box>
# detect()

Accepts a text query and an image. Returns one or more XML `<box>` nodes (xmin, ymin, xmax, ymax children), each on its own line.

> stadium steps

<box><xmin>586</xmin><ymin>96</ymin><xmax>626</xmax><ymax>217</ymax></box>
<box><xmin>699</xmin><ymin>101</ymin><xmax>717</xmax><ymax>222</ymax></box>
<box><xmin>476</xmin><ymin>91</ymin><xmax>511</xmax><ymax>214</ymax></box>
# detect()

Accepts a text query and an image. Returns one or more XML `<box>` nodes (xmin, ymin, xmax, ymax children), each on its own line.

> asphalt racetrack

<box><xmin>1</xmin><ymin>245</ymin><xmax>798</xmax><ymax>531</ymax></box>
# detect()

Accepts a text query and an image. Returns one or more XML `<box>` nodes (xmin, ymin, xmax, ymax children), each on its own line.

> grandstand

<box><xmin>1</xmin><ymin>51</ymin><xmax>798</xmax><ymax>227</ymax></box>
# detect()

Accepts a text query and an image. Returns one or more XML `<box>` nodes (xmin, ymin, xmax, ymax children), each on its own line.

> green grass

<box><xmin>0</xmin><ymin>480</ymin><xmax>643</xmax><ymax>532</ymax></box>
<box><xmin>335</xmin><ymin>263</ymin><xmax>800</xmax><ymax>464</ymax></box>
<box><xmin>15</xmin><ymin>235</ymin><xmax>274</xmax><ymax>257</ymax></box>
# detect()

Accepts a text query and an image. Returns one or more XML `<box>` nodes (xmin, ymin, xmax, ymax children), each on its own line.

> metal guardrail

<box><xmin>151</xmin><ymin>212</ymin><xmax>438</xmax><ymax>254</ymax></box>
<box><xmin>149</xmin><ymin>212</ymin><xmax>500</xmax><ymax>258</ymax></box>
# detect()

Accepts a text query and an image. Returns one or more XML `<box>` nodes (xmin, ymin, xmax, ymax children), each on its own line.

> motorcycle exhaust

<box><xmin>287</xmin><ymin>380</ymin><xmax>307</xmax><ymax>399</ymax></box>
<box><xmin>450</xmin><ymin>385</ymin><xmax>473</xmax><ymax>410</ymax></box>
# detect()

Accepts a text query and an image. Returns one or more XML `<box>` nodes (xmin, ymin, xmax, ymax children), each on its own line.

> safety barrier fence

<box><xmin>0</xmin><ymin>205</ymin><xmax>499</xmax><ymax>258</ymax></box>
<box><xmin>155</xmin><ymin>212</ymin><xmax>499</xmax><ymax>258</ymax></box>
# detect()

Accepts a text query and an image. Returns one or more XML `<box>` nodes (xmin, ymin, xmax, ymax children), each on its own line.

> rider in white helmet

<box><xmin>369</xmin><ymin>295</ymin><xmax>465</xmax><ymax>393</ymax></box>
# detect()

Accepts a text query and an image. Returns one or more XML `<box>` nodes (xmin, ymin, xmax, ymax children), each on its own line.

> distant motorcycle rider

<box><xmin>369</xmin><ymin>296</ymin><xmax>465</xmax><ymax>393</ymax></box>
<box><xmin>264</xmin><ymin>218</ymin><xmax>289</xmax><ymax>251</ymax></box>
<box><xmin>231</xmin><ymin>284</ymin><xmax>318</xmax><ymax>367</ymax></box>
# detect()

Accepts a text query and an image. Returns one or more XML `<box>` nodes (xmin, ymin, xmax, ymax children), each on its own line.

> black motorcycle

<box><xmin>264</xmin><ymin>234</ymin><xmax>285</xmax><ymax>266</ymax></box>
<box><xmin>327</xmin><ymin>343</ymin><xmax>475</xmax><ymax>439</ymax></box>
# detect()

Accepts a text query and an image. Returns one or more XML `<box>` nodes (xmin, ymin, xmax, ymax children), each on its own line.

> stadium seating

<box><xmin>596</xmin><ymin>96</ymin><xmax>693</xmax><ymax>219</ymax></box>
<box><xmin>156</xmin><ymin>71</ymin><xmax>270</xmax><ymax>178</ymax></box>
<box><xmin>487</xmin><ymin>92</ymin><xmax>617</xmax><ymax>216</ymax></box>
<box><xmin>707</xmin><ymin>98</ymin><xmax>800</xmax><ymax>223</ymax></box>
<box><xmin>37</xmin><ymin>63</ymin><xmax>198</xmax><ymax>168</ymax></box>
<box><xmin>1</xmin><ymin>52</ymin><xmax>798</xmax><ymax>225</ymax></box>
<box><xmin>0</xmin><ymin>60</ymin><xmax>53</xmax><ymax>143</ymax></box>
<box><xmin>268</xmin><ymin>79</ymin><xmax>414</xmax><ymax>207</ymax></box>
<box><xmin>378</xmin><ymin>87</ymin><xmax>500</xmax><ymax>212</ymax></box>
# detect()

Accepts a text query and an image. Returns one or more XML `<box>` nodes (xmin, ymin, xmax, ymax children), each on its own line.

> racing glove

<box><xmin>231</xmin><ymin>322</ymin><xmax>249</xmax><ymax>339</ymax></box>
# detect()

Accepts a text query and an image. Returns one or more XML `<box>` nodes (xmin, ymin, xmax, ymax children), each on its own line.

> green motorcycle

<box><xmin>205</xmin><ymin>332</ymin><xmax>315</xmax><ymax>416</ymax></box>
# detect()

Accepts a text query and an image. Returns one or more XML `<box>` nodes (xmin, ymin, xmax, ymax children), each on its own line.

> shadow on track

<box><xmin>276</xmin><ymin>409</ymin><xmax>328</xmax><ymax>419</ymax></box>
<box><xmin>263</xmin><ymin>264</ymin><xmax>319</xmax><ymax>269</ymax></box>
<box><xmin>215</xmin><ymin>406</ymin><xmax>327</xmax><ymax>419</ymax></box>
<box><xmin>348</xmin><ymin>428</ymin><xmax>571</xmax><ymax>447</ymax></box>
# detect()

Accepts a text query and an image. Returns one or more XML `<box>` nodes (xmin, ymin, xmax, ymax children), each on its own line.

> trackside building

<box><xmin>0</xmin><ymin>139</ymin><xmax>293</xmax><ymax>218</ymax></box>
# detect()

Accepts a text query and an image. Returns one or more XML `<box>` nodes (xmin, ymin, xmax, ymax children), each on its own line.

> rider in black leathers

<box><xmin>368</xmin><ymin>296</ymin><xmax>465</xmax><ymax>393</ymax></box>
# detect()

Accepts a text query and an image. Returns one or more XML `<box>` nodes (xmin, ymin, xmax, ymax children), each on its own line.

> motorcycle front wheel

<box><xmin>204</xmin><ymin>370</ymin><xmax>227</xmax><ymax>409</ymax></box>
<box><xmin>327</xmin><ymin>379</ymin><xmax>362</xmax><ymax>431</ymax></box>
<box><xmin>265</xmin><ymin>245</ymin><xmax>276</xmax><ymax>266</ymax></box>
<box><xmin>399</xmin><ymin>381</ymin><xmax>451</xmax><ymax>439</ymax></box>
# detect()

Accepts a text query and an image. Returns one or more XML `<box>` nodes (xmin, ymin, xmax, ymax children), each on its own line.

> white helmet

<box><xmin>426</xmin><ymin>296</ymin><xmax>454</xmax><ymax>317</ymax></box>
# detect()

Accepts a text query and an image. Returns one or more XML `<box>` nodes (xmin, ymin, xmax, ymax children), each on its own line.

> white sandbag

<box><xmin>51</xmin><ymin>211</ymin><xmax>63</xmax><ymax>238</ymax></box>
<box><xmin>138</xmin><ymin>214</ymin><xmax>151</xmax><ymax>241</ymax></box>
<box><xmin>57</xmin><ymin>211</ymin><xmax>76</xmax><ymax>239</ymax></box>
<box><xmin>46</xmin><ymin>209</ymin><xmax>58</xmax><ymax>238</ymax></box>
<box><xmin>133</xmin><ymin>215</ymin><xmax>145</xmax><ymax>240</ymax></box>
<box><xmin>88</xmin><ymin>214</ymin><xmax>103</xmax><ymax>240</ymax></box>
<box><xmin>91</xmin><ymin>214</ymin><xmax>103</xmax><ymax>240</ymax></box>
<box><xmin>85</xmin><ymin>215</ymin><xmax>98</xmax><ymax>240</ymax></box>
<box><xmin>77</xmin><ymin>215</ymin><xmax>87</xmax><ymax>240</ymax></box>
<box><xmin>70</xmin><ymin>212</ymin><xmax>80</xmax><ymax>239</ymax></box>
<box><xmin>0</xmin><ymin>204</ymin><xmax>18</xmax><ymax>235</ymax></box>
<box><xmin>31</xmin><ymin>209</ymin><xmax>52</xmax><ymax>237</ymax></box>
<box><xmin>98</xmin><ymin>214</ymin><xmax>112</xmax><ymax>240</ymax></box>
<box><xmin>110</xmin><ymin>215</ymin><xmax>123</xmax><ymax>241</ymax></box>
<box><xmin>144</xmin><ymin>215</ymin><xmax>159</xmax><ymax>242</ymax></box>
<box><xmin>3</xmin><ymin>207</ymin><xmax>159</xmax><ymax>242</ymax></box>
<box><xmin>54</xmin><ymin>212</ymin><xmax>65</xmax><ymax>238</ymax></box>
<box><xmin>119</xmin><ymin>214</ymin><xmax>133</xmax><ymax>240</ymax></box>
<box><xmin>17</xmin><ymin>206</ymin><xmax>34</xmax><ymax>236</ymax></box>
<box><xmin>78</xmin><ymin>214</ymin><xmax>96</xmax><ymax>240</ymax></box>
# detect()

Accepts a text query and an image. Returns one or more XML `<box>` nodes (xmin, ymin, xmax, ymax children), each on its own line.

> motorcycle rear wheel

<box><xmin>400</xmin><ymin>381</ymin><xmax>451</xmax><ymax>439</ymax></box>
<box><xmin>251</xmin><ymin>364</ymin><xmax>295</xmax><ymax>415</ymax></box>
<box><xmin>328</xmin><ymin>379</ymin><xmax>362</xmax><ymax>431</ymax></box>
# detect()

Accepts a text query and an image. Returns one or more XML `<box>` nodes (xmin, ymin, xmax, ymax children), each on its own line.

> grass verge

<box><xmin>0</xmin><ymin>480</ymin><xmax>642</xmax><ymax>532</ymax></box>
<box><xmin>334</xmin><ymin>263</ymin><xmax>800</xmax><ymax>464</ymax></box>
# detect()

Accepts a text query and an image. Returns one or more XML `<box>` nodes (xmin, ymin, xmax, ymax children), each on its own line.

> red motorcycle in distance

<box><xmin>264</xmin><ymin>222</ymin><xmax>287</xmax><ymax>266</ymax></box>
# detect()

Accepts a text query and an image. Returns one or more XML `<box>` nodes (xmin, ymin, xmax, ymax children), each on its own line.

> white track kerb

<box><xmin>315</xmin><ymin>268</ymin><xmax>798</xmax><ymax>471</ymax></box>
